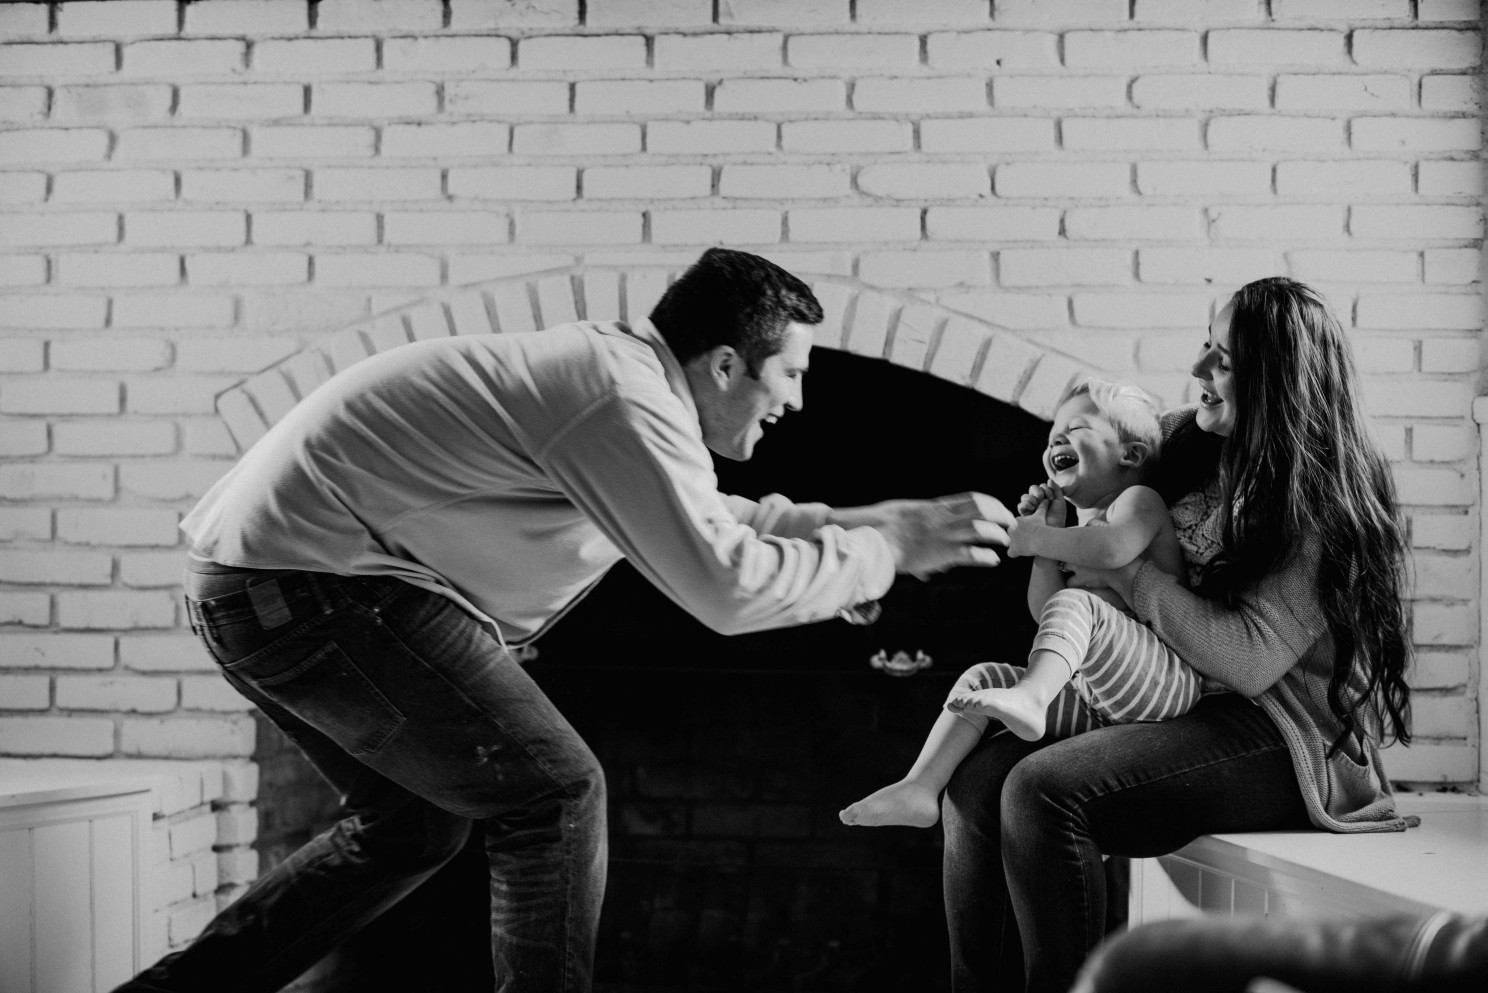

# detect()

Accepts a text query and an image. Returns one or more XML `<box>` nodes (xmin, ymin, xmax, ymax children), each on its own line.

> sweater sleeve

<box><xmin>1130</xmin><ymin>542</ymin><xmax>1327</xmax><ymax>697</ymax></box>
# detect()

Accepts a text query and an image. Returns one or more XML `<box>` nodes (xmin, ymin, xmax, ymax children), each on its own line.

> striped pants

<box><xmin>951</xmin><ymin>587</ymin><xmax>1203</xmax><ymax>741</ymax></box>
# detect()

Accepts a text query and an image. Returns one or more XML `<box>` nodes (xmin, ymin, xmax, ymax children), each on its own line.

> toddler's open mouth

<box><xmin>1049</xmin><ymin>451</ymin><xmax>1078</xmax><ymax>472</ymax></box>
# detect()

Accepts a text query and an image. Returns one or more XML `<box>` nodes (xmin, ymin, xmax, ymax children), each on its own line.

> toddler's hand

<box><xmin>1042</xmin><ymin>481</ymin><xmax>1068</xmax><ymax>528</ymax></box>
<box><xmin>1016</xmin><ymin>482</ymin><xmax>1054</xmax><ymax>517</ymax></box>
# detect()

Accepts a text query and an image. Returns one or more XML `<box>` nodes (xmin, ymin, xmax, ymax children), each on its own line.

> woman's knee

<box><xmin>1001</xmin><ymin>749</ymin><xmax>1084</xmax><ymax>840</ymax></box>
<box><xmin>944</xmin><ymin>734</ymin><xmax>1038</xmax><ymax>832</ymax></box>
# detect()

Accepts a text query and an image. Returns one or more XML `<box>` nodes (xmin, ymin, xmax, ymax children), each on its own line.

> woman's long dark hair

<box><xmin>1200</xmin><ymin>277</ymin><xmax>1411</xmax><ymax>754</ymax></box>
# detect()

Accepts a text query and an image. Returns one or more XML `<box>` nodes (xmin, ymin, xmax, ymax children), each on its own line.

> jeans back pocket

<box><xmin>240</xmin><ymin>640</ymin><xmax>406</xmax><ymax>756</ymax></box>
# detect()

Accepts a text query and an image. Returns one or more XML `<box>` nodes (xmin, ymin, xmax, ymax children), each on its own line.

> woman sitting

<box><xmin>939</xmin><ymin>276</ymin><xmax>1415</xmax><ymax>993</ymax></box>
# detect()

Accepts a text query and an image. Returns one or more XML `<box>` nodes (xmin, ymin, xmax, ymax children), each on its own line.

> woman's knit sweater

<box><xmin>1131</xmin><ymin>408</ymin><xmax>1409</xmax><ymax>833</ymax></box>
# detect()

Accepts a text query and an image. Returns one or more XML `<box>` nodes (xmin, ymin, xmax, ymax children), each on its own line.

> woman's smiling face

<box><xmin>1192</xmin><ymin>299</ymin><xmax>1237</xmax><ymax>437</ymax></box>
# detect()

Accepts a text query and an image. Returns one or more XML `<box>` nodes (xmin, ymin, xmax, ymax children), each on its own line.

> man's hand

<box><xmin>830</xmin><ymin>492</ymin><xmax>1014</xmax><ymax>578</ymax></box>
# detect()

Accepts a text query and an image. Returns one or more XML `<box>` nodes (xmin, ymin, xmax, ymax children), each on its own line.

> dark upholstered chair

<box><xmin>1070</xmin><ymin>912</ymin><xmax>1488</xmax><ymax>993</ymax></box>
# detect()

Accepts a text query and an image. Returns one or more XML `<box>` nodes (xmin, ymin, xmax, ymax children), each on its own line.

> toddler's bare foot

<box><xmin>838</xmin><ymin>779</ymin><xmax>940</xmax><ymax>828</ymax></box>
<box><xmin>950</xmin><ymin>688</ymin><xmax>1047</xmax><ymax>742</ymax></box>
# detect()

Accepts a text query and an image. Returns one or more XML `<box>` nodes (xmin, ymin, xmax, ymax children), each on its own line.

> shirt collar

<box><xmin>626</xmin><ymin>316</ymin><xmax>699</xmax><ymax>426</ymax></box>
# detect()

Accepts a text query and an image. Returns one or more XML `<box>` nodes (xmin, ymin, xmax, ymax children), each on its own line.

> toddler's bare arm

<box><xmin>1008</xmin><ymin>485</ymin><xmax>1171</xmax><ymax>570</ymax></box>
<box><xmin>1022</xmin><ymin>481</ymin><xmax>1070</xmax><ymax>619</ymax></box>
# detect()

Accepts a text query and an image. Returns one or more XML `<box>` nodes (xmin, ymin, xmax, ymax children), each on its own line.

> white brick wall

<box><xmin>1</xmin><ymin>0</ymin><xmax>1483</xmax><ymax>938</ymax></box>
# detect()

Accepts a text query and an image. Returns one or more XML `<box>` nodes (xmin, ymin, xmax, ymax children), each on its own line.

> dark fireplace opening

<box><xmin>543</xmin><ymin>347</ymin><xmax>1051</xmax><ymax>675</ymax></box>
<box><xmin>257</xmin><ymin>349</ymin><xmax>1063</xmax><ymax>992</ymax></box>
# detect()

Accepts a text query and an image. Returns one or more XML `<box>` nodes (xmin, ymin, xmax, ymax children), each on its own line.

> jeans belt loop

<box><xmin>185</xmin><ymin>595</ymin><xmax>218</xmax><ymax>645</ymax></box>
<box><xmin>307</xmin><ymin>572</ymin><xmax>333</xmax><ymax>615</ymax></box>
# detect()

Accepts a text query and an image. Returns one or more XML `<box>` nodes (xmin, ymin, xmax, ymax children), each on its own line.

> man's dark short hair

<box><xmin>649</xmin><ymin>248</ymin><xmax>824</xmax><ymax>377</ymax></box>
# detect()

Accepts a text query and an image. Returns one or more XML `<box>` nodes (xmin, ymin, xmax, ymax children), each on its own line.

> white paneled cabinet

<box><xmin>0</xmin><ymin>772</ymin><xmax>154</xmax><ymax>993</ymax></box>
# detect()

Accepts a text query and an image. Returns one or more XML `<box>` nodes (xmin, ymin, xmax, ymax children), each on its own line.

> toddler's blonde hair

<box><xmin>1061</xmin><ymin>377</ymin><xmax>1163</xmax><ymax>459</ymax></box>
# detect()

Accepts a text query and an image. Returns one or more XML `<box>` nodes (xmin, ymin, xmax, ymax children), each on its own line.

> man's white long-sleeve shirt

<box><xmin>181</xmin><ymin>319</ymin><xmax>895</xmax><ymax>647</ymax></box>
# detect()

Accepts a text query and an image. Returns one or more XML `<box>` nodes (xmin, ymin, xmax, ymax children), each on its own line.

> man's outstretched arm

<box><xmin>827</xmin><ymin>492</ymin><xmax>1014</xmax><ymax>578</ymax></box>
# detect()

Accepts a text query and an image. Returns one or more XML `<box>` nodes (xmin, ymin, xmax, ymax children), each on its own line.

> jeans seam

<box><xmin>250</xmin><ymin>878</ymin><xmax>423</xmax><ymax>992</ymax></box>
<box><xmin>1062</xmin><ymin>736</ymin><xmax>1290</xmax><ymax>812</ymax></box>
<box><xmin>373</xmin><ymin>597</ymin><xmax>584</xmax><ymax>806</ymax></box>
<box><xmin>563</xmin><ymin>800</ymin><xmax>577</xmax><ymax>992</ymax></box>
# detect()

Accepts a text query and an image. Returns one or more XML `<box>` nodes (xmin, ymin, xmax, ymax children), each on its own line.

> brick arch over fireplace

<box><xmin>213</xmin><ymin>267</ymin><xmax>1095</xmax><ymax>451</ymax></box>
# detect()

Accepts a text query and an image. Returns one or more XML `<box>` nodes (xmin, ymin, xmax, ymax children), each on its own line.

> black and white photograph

<box><xmin>0</xmin><ymin>1</ymin><xmax>1484</xmax><ymax>991</ymax></box>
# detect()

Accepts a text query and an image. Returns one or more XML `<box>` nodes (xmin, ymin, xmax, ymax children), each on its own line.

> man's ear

<box><xmin>1120</xmin><ymin>441</ymin><xmax>1152</xmax><ymax>468</ymax></box>
<box><xmin>705</xmin><ymin>345</ymin><xmax>741</xmax><ymax>390</ymax></box>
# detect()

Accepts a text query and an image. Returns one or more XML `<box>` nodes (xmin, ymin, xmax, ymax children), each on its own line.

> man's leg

<box><xmin>304</xmin><ymin>577</ymin><xmax>607</xmax><ymax>993</ymax></box>
<box><xmin>117</xmin><ymin>631</ymin><xmax>473</xmax><ymax>990</ymax></box>
<box><xmin>118</xmin><ymin>573</ymin><xmax>605</xmax><ymax>993</ymax></box>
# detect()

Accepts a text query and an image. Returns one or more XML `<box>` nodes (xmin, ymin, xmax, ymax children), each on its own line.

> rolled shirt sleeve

<box><xmin>723</xmin><ymin>492</ymin><xmax>831</xmax><ymax>540</ymax></box>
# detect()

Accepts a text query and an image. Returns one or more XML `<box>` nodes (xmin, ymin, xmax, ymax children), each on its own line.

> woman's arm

<box><xmin>1088</xmin><ymin>546</ymin><xmax>1325</xmax><ymax>697</ymax></box>
<box><xmin>1007</xmin><ymin>485</ymin><xmax>1170</xmax><ymax>569</ymax></box>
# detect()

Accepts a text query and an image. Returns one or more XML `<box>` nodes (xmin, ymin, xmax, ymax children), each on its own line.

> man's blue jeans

<box><xmin>117</xmin><ymin>571</ymin><xmax>606</xmax><ymax>993</ymax></box>
<box><xmin>941</xmin><ymin>692</ymin><xmax>1312</xmax><ymax>993</ymax></box>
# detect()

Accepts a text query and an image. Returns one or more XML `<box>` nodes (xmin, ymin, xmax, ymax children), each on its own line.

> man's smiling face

<box><xmin>698</xmin><ymin>322</ymin><xmax>812</xmax><ymax>462</ymax></box>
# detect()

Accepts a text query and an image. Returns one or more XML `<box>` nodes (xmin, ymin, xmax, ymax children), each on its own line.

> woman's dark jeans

<box><xmin>116</xmin><ymin>571</ymin><xmax>606</xmax><ymax>993</ymax></box>
<box><xmin>942</xmin><ymin>692</ymin><xmax>1312</xmax><ymax>993</ymax></box>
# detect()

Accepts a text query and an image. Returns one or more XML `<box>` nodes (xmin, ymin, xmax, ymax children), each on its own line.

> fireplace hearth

<box><xmin>256</xmin><ymin>349</ymin><xmax>1056</xmax><ymax>992</ymax></box>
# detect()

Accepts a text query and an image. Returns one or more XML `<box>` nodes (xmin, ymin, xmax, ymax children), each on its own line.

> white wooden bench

<box><xmin>1130</xmin><ymin>792</ymin><xmax>1488</xmax><ymax>924</ymax></box>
